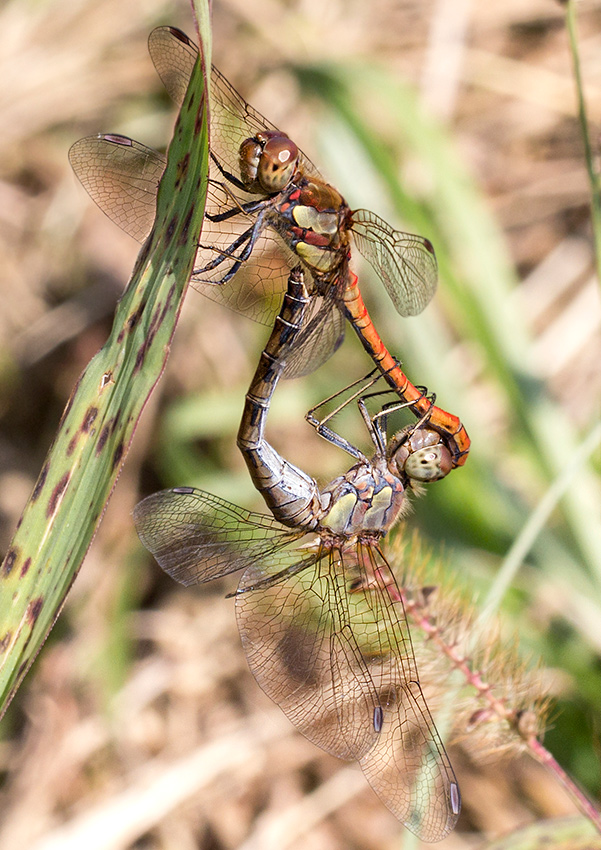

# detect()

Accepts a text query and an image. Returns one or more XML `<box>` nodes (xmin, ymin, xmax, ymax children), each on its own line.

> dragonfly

<box><xmin>70</xmin><ymin>25</ymin><xmax>469</xmax><ymax>479</ymax></box>
<box><xmin>134</xmin><ymin>265</ymin><xmax>461</xmax><ymax>841</ymax></box>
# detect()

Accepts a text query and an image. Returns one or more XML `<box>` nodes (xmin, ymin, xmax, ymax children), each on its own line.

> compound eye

<box><xmin>239</xmin><ymin>138</ymin><xmax>263</xmax><ymax>187</ymax></box>
<box><xmin>257</xmin><ymin>136</ymin><xmax>299</xmax><ymax>192</ymax></box>
<box><xmin>404</xmin><ymin>445</ymin><xmax>453</xmax><ymax>482</ymax></box>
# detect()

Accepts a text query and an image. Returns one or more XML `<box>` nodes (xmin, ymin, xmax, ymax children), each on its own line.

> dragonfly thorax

<box><xmin>239</xmin><ymin>130</ymin><xmax>299</xmax><ymax>194</ymax></box>
<box><xmin>271</xmin><ymin>178</ymin><xmax>352</xmax><ymax>279</ymax></box>
<box><xmin>319</xmin><ymin>463</ymin><xmax>405</xmax><ymax>537</ymax></box>
<box><xmin>389</xmin><ymin>426</ymin><xmax>453</xmax><ymax>483</ymax></box>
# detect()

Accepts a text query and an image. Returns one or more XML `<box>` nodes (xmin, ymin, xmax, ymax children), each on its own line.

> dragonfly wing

<box><xmin>236</xmin><ymin>543</ymin><xmax>387</xmax><ymax>761</ymax></box>
<box><xmin>351</xmin><ymin>209</ymin><xmax>438</xmax><ymax>317</ymax></box>
<box><xmin>192</xmin><ymin>195</ymin><xmax>297</xmax><ymax>327</ymax></box>
<box><xmin>281</xmin><ymin>292</ymin><xmax>345</xmax><ymax>378</ymax></box>
<box><xmin>134</xmin><ymin>488</ymin><xmax>301</xmax><ymax>587</ymax></box>
<box><xmin>148</xmin><ymin>26</ymin><xmax>198</xmax><ymax>106</ymax></box>
<box><xmin>69</xmin><ymin>135</ymin><xmax>294</xmax><ymax>326</ymax></box>
<box><xmin>69</xmin><ymin>134</ymin><xmax>165</xmax><ymax>243</ymax></box>
<box><xmin>148</xmin><ymin>26</ymin><xmax>319</xmax><ymax>325</ymax></box>
<box><xmin>353</xmin><ymin>544</ymin><xmax>460</xmax><ymax>841</ymax></box>
<box><xmin>360</xmin><ymin>679</ymin><xmax>461</xmax><ymax>841</ymax></box>
<box><xmin>148</xmin><ymin>26</ymin><xmax>321</xmax><ymax>180</ymax></box>
<box><xmin>71</xmin><ymin>29</ymin><xmax>330</xmax><ymax>328</ymax></box>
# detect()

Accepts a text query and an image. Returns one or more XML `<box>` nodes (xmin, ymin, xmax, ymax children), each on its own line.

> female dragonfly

<box><xmin>134</xmin><ymin>266</ymin><xmax>460</xmax><ymax>841</ymax></box>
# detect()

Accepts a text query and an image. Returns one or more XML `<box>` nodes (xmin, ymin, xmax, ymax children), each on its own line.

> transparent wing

<box><xmin>351</xmin><ymin>209</ymin><xmax>438</xmax><ymax>317</ymax></box>
<box><xmin>281</xmin><ymin>291</ymin><xmax>345</xmax><ymax>379</ymax></box>
<box><xmin>235</xmin><ymin>542</ymin><xmax>382</xmax><ymax>761</ymax></box>
<box><xmin>147</xmin><ymin>25</ymin><xmax>198</xmax><ymax>107</ymax></box>
<box><xmin>70</xmin><ymin>29</ymin><xmax>335</xmax><ymax>333</ymax></box>
<box><xmin>148</xmin><ymin>26</ymin><xmax>321</xmax><ymax>314</ymax></box>
<box><xmin>68</xmin><ymin>134</ymin><xmax>165</xmax><ymax>243</ymax></box>
<box><xmin>148</xmin><ymin>26</ymin><xmax>321</xmax><ymax>180</ymax></box>
<box><xmin>353</xmin><ymin>544</ymin><xmax>460</xmax><ymax>841</ymax></box>
<box><xmin>236</xmin><ymin>537</ymin><xmax>459</xmax><ymax>841</ymax></box>
<box><xmin>133</xmin><ymin>488</ymin><xmax>302</xmax><ymax>587</ymax></box>
<box><xmin>69</xmin><ymin>134</ymin><xmax>296</xmax><ymax>326</ymax></box>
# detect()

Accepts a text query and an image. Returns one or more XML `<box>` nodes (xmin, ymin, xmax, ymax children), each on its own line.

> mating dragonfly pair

<box><xmin>71</xmin><ymin>26</ymin><xmax>465</xmax><ymax>841</ymax></box>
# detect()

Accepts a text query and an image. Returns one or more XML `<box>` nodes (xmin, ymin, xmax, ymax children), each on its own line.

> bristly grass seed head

<box><xmin>386</xmin><ymin>530</ymin><xmax>550</xmax><ymax>762</ymax></box>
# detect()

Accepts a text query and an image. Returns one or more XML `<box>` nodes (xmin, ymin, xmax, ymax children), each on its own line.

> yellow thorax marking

<box><xmin>293</xmin><ymin>205</ymin><xmax>338</xmax><ymax>235</ymax></box>
<box><xmin>322</xmin><ymin>492</ymin><xmax>357</xmax><ymax>533</ymax></box>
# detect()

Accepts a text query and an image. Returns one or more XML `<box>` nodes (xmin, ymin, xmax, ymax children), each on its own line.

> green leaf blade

<box><xmin>0</xmin><ymin>10</ymin><xmax>211</xmax><ymax>715</ymax></box>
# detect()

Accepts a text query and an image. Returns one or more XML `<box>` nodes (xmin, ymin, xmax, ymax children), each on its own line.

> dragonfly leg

<box><xmin>305</xmin><ymin>420</ymin><xmax>368</xmax><ymax>462</ymax></box>
<box><xmin>194</xmin><ymin>211</ymin><xmax>267</xmax><ymax>283</ymax></box>
<box><xmin>305</xmin><ymin>370</ymin><xmax>385</xmax><ymax>462</ymax></box>
<box><xmin>305</xmin><ymin>370</ymin><xmax>422</xmax><ymax>460</ymax></box>
<box><xmin>195</xmin><ymin>225</ymin><xmax>253</xmax><ymax>273</ymax></box>
<box><xmin>306</xmin><ymin>375</ymin><xmax>433</xmax><ymax>462</ymax></box>
<box><xmin>205</xmin><ymin>183</ymin><xmax>270</xmax><ymax>222</ymax></box>
<box><xmin>307</xmin><ymin>368</ymin><xmax>381</xmax><ymax>417</ymax></box>
<box><xmin>238</xmin><ymin>266</ymin><xmax>323</xmax><ymax>530</ymax></box>
<box><xmin>209</xmin><ymin>149</ymin><xmax>247</xmax><ymax>192</ymax></box>
<box><xmin>373</xmin><ymin>388</ymin><xmax>435</xmax><ymax>444</ymax></box>
<box><xmin>362</xmin><ymin>386</ymin><xmax>433</xmax><ymax>447</ymax></box>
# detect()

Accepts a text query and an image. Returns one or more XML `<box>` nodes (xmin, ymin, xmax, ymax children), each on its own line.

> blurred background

<box><xmin>0</xmin><ymin>0</ymin><xmax>600</xmax><ymax>847</ymax></box>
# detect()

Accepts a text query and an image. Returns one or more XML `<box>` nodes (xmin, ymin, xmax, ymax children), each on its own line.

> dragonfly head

<box><xmin>389</xmin><ymin>426</ymin><xmax>453</xmax><ymax>483</ymax></box>
<box><xmin>239</xmin><ymin>131</ymin><xmax>299</xmax><ymax>194</ymax></box>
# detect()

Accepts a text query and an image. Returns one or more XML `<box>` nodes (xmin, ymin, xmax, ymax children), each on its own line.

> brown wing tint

<box><xmin>133</xmin><ymin>488</ymin><xmax>303</xmax><ymax>587</ymax></box>
<box><xmin>235</xmin><ymin>542</ymin><xmax>382</xmax><ymax>761</ymax></box>
<box><xmin>236</xmin><ymin>539</ymin><xmax>460</xmax><ymax>841</ymax></box>
<box><xmin>354</xmin><ymin>544</ymin><xmax>460</xmax><ymax>840</ymax></box>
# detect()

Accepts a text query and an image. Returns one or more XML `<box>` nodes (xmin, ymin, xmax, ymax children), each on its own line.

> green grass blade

<box><xmin>480</xmin><ymin>420</ymin><xmax>601</xmax><ymax>625</ymax></box>
<box><xmin>566</xmin><ymin>0</ymin><xmax>601</xmax><ymax>291</ymax></box>
<box><xmin>0</xmin><ymin>7</ymin><xmax>211</xmax><ymax>716</ymax></box>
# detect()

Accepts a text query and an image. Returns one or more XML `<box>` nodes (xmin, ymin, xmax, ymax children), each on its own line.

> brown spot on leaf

<box><xmin>96</xmin><ymin>424</ymin><xmax>110</xmax><ymax>454</ymax></box>
<box><xmin>175</xmin><ymin>152</ymin><xmax>190</xmax><ymax>187</ymax></box>
<box><xmin>112</xmin><ymin>442</ymin><xmax>124</xmax><ymax>471</ymax></box>
<box><xmin>179</xmin><ymin>206</ymin><xmax>195</xmax><ymax>244</ymax></box>
<box><xmin>134</xmin><ymin>341</ymin><xmax>147</xmax><ymax>373</ymax></box>
<box><xmin>133</xmin><ymin>303</ymin><xmax>162</xmax><ymax>373</ymax></box>
<box><xmin>32</xmin><ymin>463</ymin><xmax>49</xmax><ymax>502</ymax></box>
<box><xmin>194</xmin><ymin>99</ymin><xmax>206</xmax><ymax>135</ymax></box>
<box><xmin>159</xmin><ymin>296</ymin><xmax>172</xmax><ymax>325</ymax></box>
<box><xmin>46</xmin><ymin>472</ymin><xmax>70</xmax><ymax>518</ymax></box>
<box><xmin>67</xmin><ymin>433</ymin><xmax>79</xmax><ymax>457</ymax></box>
<box><xmin>157</xmin><ymin>283</ymin><xmax>177</xmax><ymax>327</ymax></box>
<box><xmin>166</xmin><ymin>216</ymin><xmax>177</xmax><ymax>239</ymax></box>
<box><xmin>127</xmin><ymin>303</ymin><xmax>144</xmax><ymax>332</ymax></box>
<box><xmin>2</xmin><ymin>548</ymin><xmax>18</xmax><ymax>578</ymax></box>
<box><xmin>82</xmin><ymin>406</ymin><xmax>98</xmax><ymax>433</ymax></box>
<box><xmin>27</xmin><ymin>597</ymin><xmax>44</xmax><ymax>625</ymax></box>
<box><xmin>0</xmin><ymin>632</ymin><xmax>12</xmax><ymax>653</ymax></box>
<box><xmin>20</xmin><ymin>557</ymin><xmax>31</xmax><ymax>578</ymax></box>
